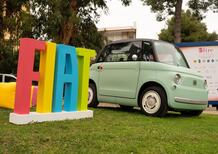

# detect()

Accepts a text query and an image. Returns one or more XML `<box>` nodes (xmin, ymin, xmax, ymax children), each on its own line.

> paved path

<box><xmin>203</xmin><ymin>106</ymin><xmax>218</xmax><ymax>115</ymax></box>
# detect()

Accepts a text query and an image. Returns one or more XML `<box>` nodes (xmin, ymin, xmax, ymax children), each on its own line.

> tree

<box><xmin>131</xmin><ymin>0</ymin><xmax>218</xmax><ymax>43</ymax></box>
<box><xmin>158</xmin><ymin>10</ymin><xmax>218</xmax><ymax>42</ymax></box>
<box><xmin>0</xmin><ymin>0</ymin><xmax>34</xmax><ymax>46</ymax></box>
<box><xmin>0</xmin><ymin>40</ymin><xmax>18</xmax><ymax>74</ymax></box>
<box><xmin>0</xmin><ymin>0</ymin><xmax>132</xmax><ymax>73</ymax></box>
<box><xmin>30</xmin><ymin>0</ymin><xmax>108</xmax><ymax>51</ymax></box>
<box><xmin>135</xmin><ymin>0</ymin><xmax>184</xmax><ymax>43</ymax></box>
<box><xmin>118</xmin><ymin>0</ymin><xmax>218</xmax><ymax>42</ymax></box>
<box><xmin>0</xmin><ymin>0</ymin><xmax>33</xmax><ymax>73</ymax></box>
<box><xmin>0</xmin><ymin>0</ymin><xmax>109</xmax><ymax>73</ymax></box>
<box><xmin>30</xmin><ymin>0</ymin><xmax>132</xmax><ymax>50</ymax></box>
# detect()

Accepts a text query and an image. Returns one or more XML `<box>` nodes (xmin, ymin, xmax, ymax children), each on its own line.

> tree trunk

<box><xmin>61</xmin><ymin>0</ymin><xmax>77</xmax><ymax>44</ymax></box>
<box><xmin>174</xmin><ymin>0</ymin><xmax>183</xmax><ymax>43</ymax></box>
<box><xmin>61</xmin><ymin>22</ymin><xmax>74</xmax><ymax>44</ymax></box>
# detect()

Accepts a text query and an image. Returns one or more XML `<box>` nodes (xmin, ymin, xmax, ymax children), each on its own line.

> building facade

<box><xmin>98</xmin><ymin>26</ymin><xmax>136</xmax><ymax>43</ymax></box>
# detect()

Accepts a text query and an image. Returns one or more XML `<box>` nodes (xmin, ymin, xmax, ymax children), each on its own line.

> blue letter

<box><xmin>52</xmin><ymin>44</ymin><xmax>78</xmax><ymax>112</ymax></box>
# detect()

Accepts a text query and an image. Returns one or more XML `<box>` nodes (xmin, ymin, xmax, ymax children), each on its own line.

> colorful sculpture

<box><xmin>9</xmin><ymin>38</ymin><xmax>96</xmax><ymax>124</ymax></box>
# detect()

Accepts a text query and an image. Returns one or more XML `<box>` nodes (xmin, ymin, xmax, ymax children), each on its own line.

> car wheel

<box><xmin>139</xmin><ymin>86</ymin><xmax>168</xmax><ymax>117</ymax></box>
<box><xmin>180</xmin><ymin>110</ymin><xmax>203</xmax><ymax>116</ymax></box>
<box><xmin>88</xmin><ymin>83</ymin><xmax>99</xmax><ymax>107</ymax></box>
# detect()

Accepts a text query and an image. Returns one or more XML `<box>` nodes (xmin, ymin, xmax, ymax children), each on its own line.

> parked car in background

<box><xmin>88</xmin><ymin>39</ymin><xmax>208</xmax><ymax>117</ymax></box>
<box><xmin>0</xmin><ymin>74</ymin><xmax>17</xmax><ymax>82</ymax></box>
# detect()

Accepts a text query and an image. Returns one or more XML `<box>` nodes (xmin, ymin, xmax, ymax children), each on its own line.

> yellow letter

<box><xmin>36</xmin><ymin>42</ymin><xmax>56</xmax><ymax>113</ymax></box>
<box><xmin>76</xmin><ymin>48</ymin><xmax>96</xmax><ymax>111</ymax></box>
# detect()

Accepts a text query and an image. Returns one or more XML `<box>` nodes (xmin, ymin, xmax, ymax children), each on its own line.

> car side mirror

<box><xmin>132</xmin><ymin>54</ymin><xmax>138</xmax><ymax>61</ymax></box>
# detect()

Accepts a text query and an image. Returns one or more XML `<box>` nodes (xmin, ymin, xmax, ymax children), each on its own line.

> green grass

<box><xmin>0</xmin><ymin>107</ymin><xmax>218</xmax><ymax>154</ymax></box>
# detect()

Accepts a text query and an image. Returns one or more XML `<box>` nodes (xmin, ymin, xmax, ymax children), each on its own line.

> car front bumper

<box><xmin>174</xmin><ymin>97</ymin><xmax>208</xmax><ymax>105</ymax></box>
<box><xmin>168</xmin><ymin>84</ymin><xmax>208</xmax><ymax>110</ymax></box>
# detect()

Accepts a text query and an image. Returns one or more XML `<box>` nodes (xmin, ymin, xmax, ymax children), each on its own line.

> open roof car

<box><xmin>88</xmin><ymin>39</ymin><xmax>208</xmax><ymax>117</ymax></box>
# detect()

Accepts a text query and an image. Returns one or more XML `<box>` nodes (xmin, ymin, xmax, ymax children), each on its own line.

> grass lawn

<box><xmin>0</xmin><ymin>107</ymin><xmax>218</xmax><ymax>154</ymax></box>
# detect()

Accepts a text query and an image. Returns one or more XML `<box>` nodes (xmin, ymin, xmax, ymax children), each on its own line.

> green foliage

<box><xmin>121</xmin><ymin>0</ymin><xmax>132</xmax><ymax>6</ymax></box>
<box><xmin>71</xmin><ymin>20</ymin><xmax>105</xmax><ymax>52</ymax></box>
<box><xmin>30</xmin><ymin>0</ymin><xmax>107</xmax><ymax>52</ymax></box>
<box><xmin>0</xmin><ymin>43</ymin><xmax>17</xmax><ymax>74</ymax></box>
<box><xmin>0</xmin><ymin>0</ymin><xmax>110</xmax><ymax>73</ymax></box>
<box><xmin>0</xmin><ymin>0</ymin><xmax>32</xmax><ymax>73</ymax></box>
<box><xmin>182</xmin><ymin>0</ymin><xmax>218</xmax><ymax>20</ymax></box>
<box><xmin>139</xmin><ymin>0</ymin><xmax>218</xmax><ymax>42</ymax></box>
<box><xmin>159</xmin><ymin>10</ymin><xmax>218</xmax><ymax>42</ymax></box>
<box><xmin>141</xmin><ymin>0</ymin><xmax>217</xmax><ymax>21</ymax></box>
<box><xmin>188</xmin><ymin>0</ymin><xmax>215</xmax><ymax>20</ymax></box>
<box><xmin>141</xmin><ymin>0</ymin><xmax>177</xmax><ymax>21</ymax></box>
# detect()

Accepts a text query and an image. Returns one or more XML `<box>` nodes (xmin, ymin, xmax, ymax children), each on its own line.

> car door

<box><xmin>97</xmin><ymin>41</ymin><xmax>141</xmax><ymax>99</ymax></box>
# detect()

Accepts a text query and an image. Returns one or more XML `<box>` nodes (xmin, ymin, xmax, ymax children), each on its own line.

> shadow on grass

<box><xmin>91</xmin><ymin>105</ymin><xmax>185</xmax><ymax>118</ymax></box>
<box><xmin>0</xmin><ymin>108</ymin><xmax>13</xmax><ymax>113</ymax></box>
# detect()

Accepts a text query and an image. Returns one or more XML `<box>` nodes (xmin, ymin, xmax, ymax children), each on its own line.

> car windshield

<box><xmin>154</xmin><ymin>41</ymin><xmax>189</xmax><ymax>68</ymax></box>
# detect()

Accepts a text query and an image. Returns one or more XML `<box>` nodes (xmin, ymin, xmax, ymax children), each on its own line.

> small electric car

<box><xmin>88</xmin><ymin>39</ymin><xmax>208</xmax><ymax>117</ymax></box>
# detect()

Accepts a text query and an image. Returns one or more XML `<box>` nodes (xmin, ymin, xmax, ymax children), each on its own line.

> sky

<box><xmin>96</xmin><ymin>0</ymin><xmax>218</xmax><ymax>39</ymax></box>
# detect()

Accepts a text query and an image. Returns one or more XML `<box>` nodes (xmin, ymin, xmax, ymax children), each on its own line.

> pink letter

<box><xmin>14</xmin><ymin>38</ymin><xmax>45</xmax><ymax>114</ymax></box>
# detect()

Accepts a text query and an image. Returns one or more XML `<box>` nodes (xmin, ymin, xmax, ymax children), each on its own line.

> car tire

<box><xmin>139</xmin><ymin>86</ymin><xmax>168</xmax><ymax>117</ymax></box>
<box><xmin>88</xmin><ymin>83</ymin><xmax>99</xmax><ymax>108</ymax></box>
<box><xmin>180</xmin><ymin>110</ymin><xmax>203</xmax><ymax>116</ymax></box>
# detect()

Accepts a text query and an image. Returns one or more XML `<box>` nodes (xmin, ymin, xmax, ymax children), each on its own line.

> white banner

<box><xmin>180</xmin><ymin>46</ymin><xmax>218</xmax><ymax>101</ymax></box>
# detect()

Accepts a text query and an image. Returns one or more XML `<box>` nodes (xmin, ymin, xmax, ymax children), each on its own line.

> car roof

<box><xmin>107</xmin><ymin>38</ymin><xmax>166</xmax><ymax>45</ymax></box>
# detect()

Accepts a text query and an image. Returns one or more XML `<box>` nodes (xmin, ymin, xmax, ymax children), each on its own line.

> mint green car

<box><xmin>88</xmin><ymin>39</ymin><xmax>208</xmax><ymax>117</ymax></box>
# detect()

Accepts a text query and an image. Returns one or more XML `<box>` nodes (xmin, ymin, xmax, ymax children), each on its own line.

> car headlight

<box><xmin>174</xmin><ymin>74</ymin><xmax>182</xmax><ymax>85</ymax></box>
<box><xmin>204</xmin><ymin>80</ymin><xmax>208</xmax><ymax>89</ymax></box>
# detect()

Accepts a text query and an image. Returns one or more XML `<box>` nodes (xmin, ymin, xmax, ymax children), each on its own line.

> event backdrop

<box><xmin>177</xmin><ymin>42</ymin><xmax>218</xmax><ymax>103</ymax></box>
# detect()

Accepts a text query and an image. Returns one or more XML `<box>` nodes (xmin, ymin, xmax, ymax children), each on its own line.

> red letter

<box><xmin>14</xmin><ymin>38</ymin><xmax>45</xmax><ymax>114</ymax></box>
